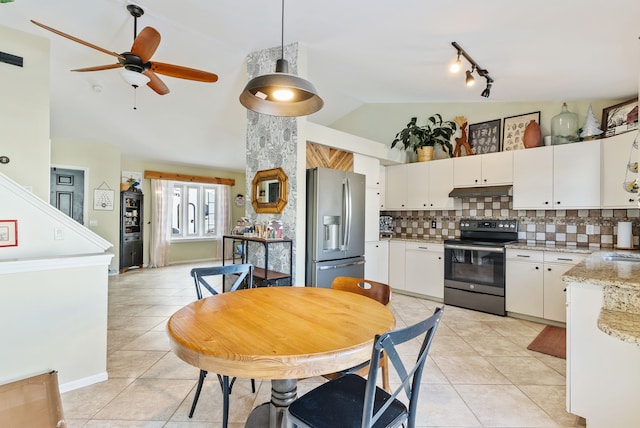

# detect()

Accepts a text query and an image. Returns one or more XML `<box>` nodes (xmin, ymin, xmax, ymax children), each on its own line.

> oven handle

<box><xmin>444</xmin><ymin>244</ymin><xmax>504</xmax><ymax>253</ymax></box>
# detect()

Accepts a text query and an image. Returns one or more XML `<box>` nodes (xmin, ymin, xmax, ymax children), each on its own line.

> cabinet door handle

<box><xmin>544</xmin><ymin>201</ymin><xmax>549</xmax><ymax>205</ymax></box>
<box><xmin>547</xmin><ymin>268</ymin><xmax>552</xmax><ymax>271</ymax></box>
<box><xmin>418</xmin><ymin>246</ymin><xmax>429</xmax><ymax>250</ymax></box>
<box><xmin>557</xmin><ymin>257</ymin><xmax>573</xmax><ymax>261</ymax></box>
<box><xmin>630</xmin><ymin>198</ymin><xmax>635</xmax><ymax>203</ymax></box>
<box><xmin>438</xmin><ymin>256</ymin><xmax>442</xmax><ymax>260</ymax></box>
<box><xmin>556</xmin><ymin>201</ymin><xmax>561</xmax><ymax>204</ymax></box>
<box><xmin>516</xmin><ymin>254</ymin><xmax>531</xmax><ymax>258</ymax></box>
<box><xmin>483</xmin><ymin>178</ymin><xmax>487</xmax><ymax>183</ymax></box>
<box><xmin>535</xmin><ymin>266</ymin><xmax>539</xmax><ymax>269</ymax></box>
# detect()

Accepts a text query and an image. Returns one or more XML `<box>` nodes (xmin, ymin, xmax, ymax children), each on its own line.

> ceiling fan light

<box><xmin>120</xmin><ymin>69</ymin><xmax>150</xmax><ymax>87</ymax></box>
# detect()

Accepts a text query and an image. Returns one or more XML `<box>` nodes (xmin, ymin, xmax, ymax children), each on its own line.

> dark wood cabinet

<box><xmin>120</xmin><ymin>191</ymin><xmax>143</xmax><ymax>273</ymax></box>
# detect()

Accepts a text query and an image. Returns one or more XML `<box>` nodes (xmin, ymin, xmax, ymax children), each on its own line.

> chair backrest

<box><xmin>331</xmin><ymin>276</ymin><xmax>391</xmax><ymax>306</ymax></box>
<box><xmin>363</xmin><ymin>306</ymin><xmax>443</xmax><ymax>428</ymax></box>
<box><xmin>190</xmin><ymin>264</ymin><xmax>254</xmax><ymax>299</ymax></box>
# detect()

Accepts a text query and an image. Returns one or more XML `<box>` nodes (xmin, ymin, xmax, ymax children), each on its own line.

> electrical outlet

<box><xmin>54</xmin><ymin>227</ymin><xmax>64</xmax><ymax>240</ymax></box>
<box><xmin>431</xmin><ymin>221</ymin><xmax>437</xmax><ymax>229</ymax></box>
<box><xmin>586</xmin><ymin>224</ymin><xmax>595</xmax><ymax>234</ymax></box>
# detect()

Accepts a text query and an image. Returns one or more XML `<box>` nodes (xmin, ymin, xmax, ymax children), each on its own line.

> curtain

<box><xmin>217</xmin><ymin>184</ymin><xmax>231</xmax><ymax>260</ymax></box>
<box><xmin>149</xmin><ymin>179</ymin><xmax>172</xmax><ymax>268</ymax></box>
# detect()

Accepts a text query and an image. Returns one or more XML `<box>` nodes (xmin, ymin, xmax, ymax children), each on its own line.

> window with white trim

<box><xmin>171</xmin><ymin>182</ymin><xmax>220</xmax><ymax>239</ymax></box>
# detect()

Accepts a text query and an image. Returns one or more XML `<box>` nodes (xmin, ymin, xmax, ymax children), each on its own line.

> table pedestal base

<box><xmin>245</xmin><ymin>379</ymin><xmax>297</xmax><ymax>428</ymax></box>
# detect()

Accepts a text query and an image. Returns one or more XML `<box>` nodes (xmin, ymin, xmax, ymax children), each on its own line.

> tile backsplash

<box><xmin>382</xmin><ymin>196</ymin><xmax>640</xmax><ymax>248</ymax></box>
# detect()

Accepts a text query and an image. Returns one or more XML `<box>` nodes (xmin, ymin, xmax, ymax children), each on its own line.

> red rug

<box><xmin>527</xmin><ymin>325</ymin><xmax>566</xmax><ymax>359</ymax></box>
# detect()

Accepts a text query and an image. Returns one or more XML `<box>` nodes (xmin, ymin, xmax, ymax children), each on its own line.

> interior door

<box><xmin>50</xmin><ymin>167</ymin><xmax>85</xmax><ymax>224</ymax></box>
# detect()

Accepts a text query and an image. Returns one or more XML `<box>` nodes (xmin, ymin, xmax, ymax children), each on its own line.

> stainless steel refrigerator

<box><xmin>306</xmin><ymin>167</ymin><xmax>366</xmax><ymax>288</ymax></box>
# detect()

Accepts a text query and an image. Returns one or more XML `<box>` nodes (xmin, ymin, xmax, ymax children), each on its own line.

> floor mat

<box><xmin>527</xmin><ymin>325</ymin><xmax>566</xmax><ymax>359</ymax></box>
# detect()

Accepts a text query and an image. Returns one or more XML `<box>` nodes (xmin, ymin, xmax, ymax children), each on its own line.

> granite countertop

<box><xmin>506</xmin><ymin>241</ymin><xmax>594</xmax><ymax>254</ymax></box>
<box><xmin>563</xmin><ymin>250</ymin><xmax>640</xmax><ymax>346</ymax></box>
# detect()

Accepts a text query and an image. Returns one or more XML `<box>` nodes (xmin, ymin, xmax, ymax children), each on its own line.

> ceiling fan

<box><xmin>31</xmin><ymin>4</ymin><xmax>218</xmax><ymax>95</ymax></box>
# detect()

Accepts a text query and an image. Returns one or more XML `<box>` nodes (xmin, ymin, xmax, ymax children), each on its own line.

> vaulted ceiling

<box><xmin>1</xmin><ymin>0</ymin><xmax>638</xmax><ymax>171</ymax></box>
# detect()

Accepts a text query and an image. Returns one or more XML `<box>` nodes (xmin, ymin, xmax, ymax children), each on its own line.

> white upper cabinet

<box><xmin>386</xmin><ymin>159</ymin><xmax>456</xmax><ymax>211</ymax></box>
<box><xmin>428</xmin><ymin>158</ymin><xmax>457</xmax><ymax>210</ymax></box>
<box><xmin>406</xmin><ymin>162</ymin><xmax>429</xmax><ymax>209</ymax></box>
<box><xmin>513</xmin><ymin>140</ymin><xmax>601</xmax><ymax>209</ymax></box>
<box><xmin>353</xmin><ymin>153</ymin><xmax>381</xmax><ymax>188</ymax></box>
<box><xmin>379</xmin><ymin>165</ymin><xmax>386</xmax><ymax>210</ymax></box>
<box><xmin>453</xmin><ymin>151</ymin><xmax>513</xmax><ymax>187</ymax></box>
<box><xmin>513</xmin><ymin>146</ymin><xmax>554</xmax><ymax>209</ymax></box>
<box><xmin>385</xmin><ymin>164</ymin><xmax>408</xmax><ymax>210</ymax></box>
<box><xmin>601</xmin><ymin>132</ymin><xmax>638</xmax><ymax>208</ymax></box>
<box><xmin>553</xmin><ymin>139</ymin><xmax>601</xmax><ymax>208</ymax></box>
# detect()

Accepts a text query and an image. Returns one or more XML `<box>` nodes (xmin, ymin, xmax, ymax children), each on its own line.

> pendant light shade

<box><xmin>239</xmin><ymin>0</ymin><xmax>323</xmax><ymax>117</ymax></box>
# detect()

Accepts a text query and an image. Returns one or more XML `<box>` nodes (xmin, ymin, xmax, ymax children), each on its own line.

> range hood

<box><xmin>448</xmin><ymin>185</ymin><xmax>512</xmax><ymax>198</ymax></box>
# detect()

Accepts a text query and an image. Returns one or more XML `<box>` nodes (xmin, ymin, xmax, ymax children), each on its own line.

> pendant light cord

<box><xmin>280</xmin><ymin>0</ymin><xmax>285</xmax><ymax>60</ymax></box>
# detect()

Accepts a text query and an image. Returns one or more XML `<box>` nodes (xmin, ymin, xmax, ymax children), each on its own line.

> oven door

<box><xmin>444</xmin><ymin>243</ymin><xmax>506</xmax><ymax>296</ymax></box>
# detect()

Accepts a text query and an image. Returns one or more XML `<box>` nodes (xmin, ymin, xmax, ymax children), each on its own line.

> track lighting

<box><xmin>239</xmin><ymin>0</ymin><xmax>323</xmax><ymax>116</ymax></box>
<box><xmin>450</xmin><ymin>41</ymin><xmax>495</xmax><ymax>98</ymax></box>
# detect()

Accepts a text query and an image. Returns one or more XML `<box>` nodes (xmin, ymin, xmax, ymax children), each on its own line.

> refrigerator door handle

<box><xmin>341</xmin><ymin>177</ymin><xmax>351</xmax><ymax>251</ymax></box>
<box><xmin>318</xmin><ymin>260</ymin><xmax>365</xmax><ymax>271</ymax></box>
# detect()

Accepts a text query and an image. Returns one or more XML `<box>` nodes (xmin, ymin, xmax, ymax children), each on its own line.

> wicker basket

<box><xmin>416</xmin><ymin>146</ymin><xmax>434</xmax><ymax>162</ymax></box>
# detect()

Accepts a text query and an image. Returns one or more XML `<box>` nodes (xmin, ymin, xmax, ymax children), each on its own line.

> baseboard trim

<box><xmin>59</xmin><ymin>371</ymin><xmax>108</xmax><ymax>393</ymax></box>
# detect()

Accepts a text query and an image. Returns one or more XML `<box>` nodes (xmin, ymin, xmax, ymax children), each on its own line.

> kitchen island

<box><xmin>562</xmin><ymin>250</ymin><xmax>640</xmax><ymax>428</ymax></box>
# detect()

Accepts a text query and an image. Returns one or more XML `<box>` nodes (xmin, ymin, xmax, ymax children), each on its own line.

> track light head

<box><xmin>465</xmin><ymin>69</ymin><xmax>475</xmax><ymax>87</ymax></box>
<box><xmin>481</xmin><ymin>79</ymin><xmax>492</xmax><ymax>98</ymax></box>
<box><xmin>450</xmin><ymin>52</ymin><xmax>461</xmax><ymax>73</ymax></box>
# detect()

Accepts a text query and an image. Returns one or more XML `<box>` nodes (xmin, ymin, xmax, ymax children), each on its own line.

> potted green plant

<box><xmin>391</xmin><ymin>114</ymin><xmax>458</xmax><ymax>161</ymax></box>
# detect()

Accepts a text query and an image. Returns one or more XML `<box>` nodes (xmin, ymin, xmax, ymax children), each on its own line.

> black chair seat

<box><xmin>288</xmin><ymin>374</ymin><xmax>407</xmax><ymax>428</ymax></box>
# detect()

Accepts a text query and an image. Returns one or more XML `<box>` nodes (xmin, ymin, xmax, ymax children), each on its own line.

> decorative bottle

<box><xmin>551</xmin><ymin>102</ymin><xmax>579</xmax><ymax>145</ymax></box>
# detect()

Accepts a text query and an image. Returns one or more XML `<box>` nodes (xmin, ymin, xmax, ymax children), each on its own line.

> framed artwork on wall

<box><xmin>468</xmin><ymin>119</ymin><xmax>501</xmax><ymax>154</ymax></box>
<box><xmin>502</xmin><ymin>111</ymin><xmax>540</xmax><ymax>151</ymax></box>
<box><xmin>601</xmin><ymin>98</ymin><xmax>638</xmax><ymax>137</ymax></box>
<box><xmin>0</xmin><ymin>220</ymin><xmax>18</xmax><ymax>247</ymax></box>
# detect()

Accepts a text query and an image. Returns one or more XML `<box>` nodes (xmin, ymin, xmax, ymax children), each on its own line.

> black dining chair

<box><xmin>287</xmin><ymin>306</ymin><xmax>444</xmax><ymax>428</ymax></box>
<box><xmin>188</xmin><ymin>264</ymin><xmax>256</xmax><ymax>427</ymax></box>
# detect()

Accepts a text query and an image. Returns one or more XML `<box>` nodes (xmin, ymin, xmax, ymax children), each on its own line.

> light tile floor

<box><xmin>62</xmin><ymin>262</ymin><xmax>585</xmax><ymax>427</ymax></box>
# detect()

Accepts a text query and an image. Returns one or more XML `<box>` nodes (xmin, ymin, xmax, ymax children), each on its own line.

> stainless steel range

<box><xmin>444</xmin><ymin>219</ymin><xmax>518</xmax><ymax>316</ymax></box>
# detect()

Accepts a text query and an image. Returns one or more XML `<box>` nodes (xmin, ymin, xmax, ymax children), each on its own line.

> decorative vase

<box><xmin>551</xmin><ymin>102</ymin><xmax>579</xmax><ymax>145</ymax></box>
<box><xmin>120</xmin><ymin>183</ymin><xmax>130</xmax><ymax>192</ymax></box>
<box><xmin>523</xmin><ymin>120</ymin><xmax>542</xmax><ymax>148</ymax></box>
<box><xmin>416</xmin><ymin>146</ymin><xmax>434</xmax><ymax>162</ymax></box>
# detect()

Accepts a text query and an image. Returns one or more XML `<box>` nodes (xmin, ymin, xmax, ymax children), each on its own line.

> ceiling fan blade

<box><xmin>144</xmin><ymin>70</ymin><xmax>170</xmax><ymax>95</ymax></box>
<box><xmin>71</xmin><ymin>63</ymin><xmax>123</xmax><ymax>72</ymax></box>
<box><xmin>150</xmin><ymin>62</ymin><xmax>218</xmax><ymax>83</ymax></box>
<box><xmin>131</xmin><ymin>27</ymin><xmax>160</xmax><ymax>63</ymax></box>
<box><xmin>31</xmin><ymin>20</ymin><xmax>124</xmax><ymax>60</ymax></box>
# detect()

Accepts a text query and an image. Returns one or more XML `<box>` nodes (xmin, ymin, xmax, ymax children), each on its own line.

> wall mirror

<box><xmin>252</xmin><ymin>167</ymin><xmax>288</xmax><ymax>213</ymax></box>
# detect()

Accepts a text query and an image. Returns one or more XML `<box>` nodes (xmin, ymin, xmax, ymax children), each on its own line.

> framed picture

<box><xmin>468</xmin><ymin>119</ymin><xmax>501</xmax><ymax>154</ymax></box>
<box><xmin>502</xmin><ymin>111</ymin><xmax>541</xmax><ymax>151</ymax></box>
<box><xmin>0</xmin><ymin>220</ymin><xmax>18</xmax><ymax>247</ymax></box>
<box><xmin>94</xmin><ymin>189</ymin><xmax>115</xmax><ymax>210</ymax></box>
<box><xmin>601</xmin><ymin>98</ymin><xmax>638</xmax><ymax>137</ymax></box>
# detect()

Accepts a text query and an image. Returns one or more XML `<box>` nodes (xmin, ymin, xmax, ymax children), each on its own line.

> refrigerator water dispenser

<box><xmin>323</xmin><ymin>215</ymin><xmax>340</xmax><ymax>251</ymax></box>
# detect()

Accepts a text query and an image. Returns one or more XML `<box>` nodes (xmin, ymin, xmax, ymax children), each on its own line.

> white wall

<box><xmin>0</xmin><ymin>25</ymin><xmax>50</xmax><ymax>200</ymax></box>
<box><xmin>0</xmin><ymin>257</ymin><xmax>111</xmax><ymax>391</ymax></box>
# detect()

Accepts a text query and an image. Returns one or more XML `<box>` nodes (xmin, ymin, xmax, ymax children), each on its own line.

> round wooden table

<box><xmin>167</xmin><ymin>287</ymin><xmax>395</xmax><ymax>428</ymax></box>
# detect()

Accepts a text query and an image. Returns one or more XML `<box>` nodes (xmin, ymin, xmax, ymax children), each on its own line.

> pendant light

<box><xmin>239</xmin><ymin>0</ymin><xmax>323</xmax><ymax>117</ymax></box>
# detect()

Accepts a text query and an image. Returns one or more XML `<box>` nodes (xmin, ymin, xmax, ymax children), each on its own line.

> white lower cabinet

<box><xmin>364</xmin><ymin>240</ymin><xmax>389</xmax><ymax>284</ymax></box>
<box><xmin>506</xmin><ymin>250</ymin><xmax>544</xmax><ymax>317</ymax></box>
<box><xmin>506</xmin><ymin>249</ymin><xmax>586</xmax><ymax>322</ymax></box>
<box><xmin>388</xmin><ymin>240</ymin><xmax>406</xmax><ymax>291</ymax></box>
<box><xmin>388</xmin><ymin>240</ymin><xmax>444</xmax><ymax>299</ymax></box>
<box><xmin>404</xmin><ymin>242</ymin><xmax>444</xmax><ymax>298</ymax></box>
